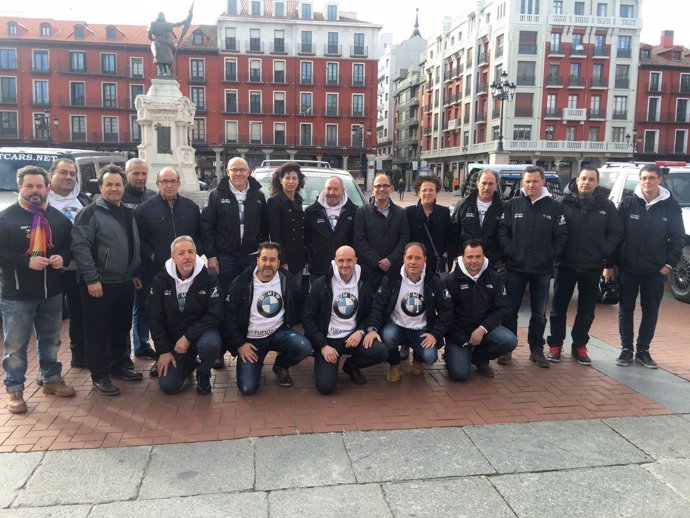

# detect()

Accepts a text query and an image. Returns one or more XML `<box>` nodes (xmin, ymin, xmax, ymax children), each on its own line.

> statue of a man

<box><xmin>147</xmin><ymin>11</ymin><xmax>192</xmax><ymax>78</ymax></box>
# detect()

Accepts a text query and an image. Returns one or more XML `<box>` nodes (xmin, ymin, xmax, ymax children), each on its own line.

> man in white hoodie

<box><xmin>444</xmin><ymin>239</ymin><xmax>517</xmax><ymax>380</ymax></box>
<box><xmin>148</xmin><ymin>236</ymin><xmax>222</xmax><ymax>395</ymax></box>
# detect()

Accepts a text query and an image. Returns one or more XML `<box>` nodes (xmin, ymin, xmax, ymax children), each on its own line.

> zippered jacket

<box><xmin>452</xmin><ymin>190</ymin><xmax>505</xmax><ymax>265</ymax></box>
<box><xmin>303</xmin><ymin>198</ymin><xmax>357</xmax><ymax>276</ymax></box>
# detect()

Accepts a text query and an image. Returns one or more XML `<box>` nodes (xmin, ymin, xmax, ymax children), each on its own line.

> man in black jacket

<box><xmin>444</xmin><ymin>240</ymin><xmax>517</xmax><ymax>380</ymax></box>
<box><xmin>354</xmin><ymin>174</ymin><xmax>409</xmax><ymax>288</ymax></box>
<box><xmin>0</xmin><ymin>166</ymin><xmax>75</xmax><ymax>414</ymax></box>
<box><xmin>498</xmin><ymin>166</ymin><xmax>568</xmax><ymax>368</ymax></box>
<box><xmin>121</xmin><ymin>158</ymin><xmax>156</xmax><ymax>209</ymax></box>
<box><xmin>364</xmin><ymin>242</ymin><xmax>452</xmax><ymax>382</ymax></box>
<box><xmin>304</xmin><ymin>176</ymin><xmax>357</xmax><ymax>286</ymax></box>
<box><xmin>149</xmin><ymin>236</ymin><xmax>222</xmax><ymax>395</ymax></box>
<box><xmin>302</xmin><ymin>246</ymin><xmax>387</xmax><ymax>395</ymax></box>
<box><xmin>222</xmin><ymin>242</ymin><xmax>311</xmax><ymax>395</ymax></box>
<box><xmin>616</xmin><ymin>164</ymin><xmax>685</xmax><ymax>368</ymax></box>
<box><xmin>547</xmin><ymin>167</ymin><xmax>623</xmax><ymax>365</ymax></box>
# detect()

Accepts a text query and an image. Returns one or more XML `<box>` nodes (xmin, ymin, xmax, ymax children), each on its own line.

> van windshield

<box><xmin>0</xmin><ymin>155</ymin><xmax>57</xmax><ymax>190</ymax></box>
<box><xmin>665</xmin><ymin>173</ymin><xmax>690</xmax><ymax>207</ymax></box>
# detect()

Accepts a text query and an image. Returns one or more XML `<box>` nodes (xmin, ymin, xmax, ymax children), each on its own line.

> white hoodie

<box><xmin>318</xmin><ymin>191</ymin><xmax>349</xmax><ymax>230</ymax></box>
<box><xmin>520</xmin><ymin>186</ymin><xmax>552</xmax><ymax>205</ymax></box>
<box><xmin>634</xmin><ymin>184</ymin><xmax>671</xmax><ymax>209</ymax></box>
<box><xmin>165</xmin><ymin>256</ymin><xmax>205</xmax><ymax>313</ymax></box>
<box><xmin>456</xmin><ymin>256</ymin><xmax>490</xmax><ymax>282</ymax></box>
<box><xmin>327</xmin><ymin>260</ymin><xmax>361</xmax><ymax>339</ymax></box>
<box><xmin>47</xmin><ymin>183</ymin><xmax>86</xmax><ymax>223</ymax></box>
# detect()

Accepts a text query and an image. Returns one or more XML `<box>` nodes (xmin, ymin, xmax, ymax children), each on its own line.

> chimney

<box><xmin>661</xmin><ymin>30</ymin><xmax>674</xmax><ymax>48</ymax></box>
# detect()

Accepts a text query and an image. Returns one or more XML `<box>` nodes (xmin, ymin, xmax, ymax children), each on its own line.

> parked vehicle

<box><xmin>456</xmin><ymin>163</ymin><xmax>564</xmax><ymax>200</ymax></box>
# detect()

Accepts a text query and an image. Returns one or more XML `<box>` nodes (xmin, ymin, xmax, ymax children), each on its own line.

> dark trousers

<box><xmin>314</xmin><ymin>335</ymin><xmax>388</xmax><ymax>395</ymax></box>
<box><xmin>158</xmin><ymin>329</ymin><xmax>222</xmax><ymax>395</ymax></box>
<box><xmin>81</xmin><ymin>281</ymin><xmax>135</xmax><ymax>381</ymax></box>
<box><xmin>218</xmin><ymin>254</ymin><xmax>256</xmax><ymax>356</ymax></box>
<box><xmin>504</xmin><ymin>270</ymin><xmax>551</xmax><ymax>352</ymax></box>
<box><xmin>548</xmin><ymin>267</ymin><xmax>600</xmax><ymax>348</ymax></box>
<box><xmin>445</xmin><ymin>325</ymin><xmax>517</xmax><ymax>381</ymax></box>
<box><xmin>61</xmin><ymin>270</ymin><xmax>85</xmax><ymax>364</ymax></box>
<box><xmin>618</xmin><ymin>270</ymin><xmax>665</xmax><ymax>352</ymax></box>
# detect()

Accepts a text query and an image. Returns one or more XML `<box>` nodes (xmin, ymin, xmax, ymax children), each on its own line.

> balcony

<box><xmin>591</xmin><ymin>77</ymin><xmax>607</xmax><ymax>88</ymax></box>
<box><xmin>612</xmin><ymin>110</ymin><xmax>628</xmax><ymax>120</ymax></box>
<box><xmin>617</xmin><ymin>48</ymin><xmax>632</xmax><ymax>58</ymax></box>
<box><xmin>299</xmin><ymin>77</ymin><xmax>313</xmax><ymax>85</ymax></box>
<box><xmin>517</xmin><ymin>75</ymin><xmax>536</xmax><ymax>86</ymax></box>
<box><xmin>246</xmin><ymin>40</ymin><xmax>264</xmax><ymax>53</ymax></box>
<box><xmin>495</xmin><ymin>47</ymin><xmax>504</xmax><ymax>58</ymax></box>
<box><xmin>589</xmin><ymin>109</ymin><xmax>605</xmax><ymax>119</ymax></box>
<box><xmin>568</xmin><ymin>75</ymin><xmax>585</xmax><ymax>87</ymax></box>
<box><xmin>324</xmin><ymin>106</ymin><xmax>340</xmax><ymax>117</ymax></box>
<box><xmin>570</xmin><ymin>44</ymin><xmax>586</xmax><ymax>57</ymax></box>
<box><xmin>298</xmin><ymin>43</ymin><xmax>315</xmax><ymax>55</ymax></box>
<box><xmin>679</xmin><ymin>82</ymin><xmax>690</xmax><ymax>94</ymax></box>
<box><xmin>548</xmin><ymin>44</ymin><xmax>565</xmax><ymax>56</ymax></box>
<box><xmin>270</xmin><ymin>41</ymin><xmax>287</xmax><ymax>54</ymax></box>
<box><xmin>476</xmin><ymin>83</ymin><xmax>488</xmax><ymax>94</ymax></box>
<box><xmin>648</xmin><ymin>84</ymin><xmax>662</xmax><ymax>93</ymax></box>
<box><xmin>546</xmin><ymin>75</ymin><xmax>563</xmax><ymax>87</ymax></box>
<box><xmin>477</xmin><ymin>53</ymin><xmax>490</xmax><ymax>66</ymax></box>
<box><xmin>518</xmin><ymin>43</ymin><xmax>538</xmax><ymax>55</ymax></box>
<box><xmin>515</xmin><ymin>107</ymin><xmax>534</xmax><ymax>117</ymax></box>
<box><xmin>593</xmin><ymin>45</ymin><xmax>610</xmax><ymax>57</ymax></box>
<box><xmin>475</xmin><ymin>111</ymin><xmax>487</xmax><ymax>122</ymax></box>
<box><xmin>350</xmin><ymin>45</ymin><xmax>368</xmax><ymax>57</ymax></box>
<box><xmin>563</xmin><ymin>108</ymin><xmax>587</xmax><ymax>121</ymax></box>
<box><xmin>544</xmin><ymin>108</ymin><xmax>562</xmax><ymax>119</ymax></box>
<box><xmin>324</xmin><ymin>44</ymin><xmax>342</xmax><ymax>56</ymax></box>
<box><xmin>615</xmin><ymin>78</ymin><xmax>630</xmax><ymax>89</ymax></box>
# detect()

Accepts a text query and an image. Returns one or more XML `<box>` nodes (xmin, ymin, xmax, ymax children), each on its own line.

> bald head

<box><xmin>334</xmin><ymin>246</ymin><xmax>357</xmax><ymax>282</ymax></box>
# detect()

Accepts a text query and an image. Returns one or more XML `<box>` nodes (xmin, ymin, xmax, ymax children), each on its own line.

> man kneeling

<box><xmin>149</xmin><ymin>236</ymin><xmax>222</xmax><ymax>395</ymax></box>
<box><xmin>445</xmin><ymin>239</ymin><xmax>517</xmax><ymax>380</ymax></box>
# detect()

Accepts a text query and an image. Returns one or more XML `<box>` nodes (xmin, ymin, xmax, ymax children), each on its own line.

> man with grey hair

<box><xmin>304</xmin><ymin>175</ymin><xmax>358</xmax><ymax>286</ymax></box>
<box><xmin>1</xmin><ymin>166</ymin><xmax>75</xmax><ymax>413</ymax></box>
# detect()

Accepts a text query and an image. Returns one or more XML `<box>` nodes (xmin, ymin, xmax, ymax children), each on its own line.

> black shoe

<box><xmin>134</xmin><ymin>348</ymin><xmax>157</xmax><ymax>359</ymax></box>
<box><xmin>272</xmin><ymin>364</ymin><xmax>293</xmax><ymax>387</ymax></box>
<box><xmin>92</xmin><ymin>377</ymin><xmax>120</xmax><ymax>396</ymax></box>
<box><xmin>635</xmin><ymin>350</ymin><xmax>658</xmax><ymax>369</ymax></box>
<box><xmin>70</xmin><ymin>359</ymin><xmax>86</xmax><ymax>369</ymax></box>
<box><xmin>197</xmin><ymin>373</ymin><xmax>212</xmax><ymax>395</ymax></box>
<box><xmin>149</xmin><ymin>363</ymin><xmax>158</xmax><ymax>377</ymax></box>
<box><xmin>213</xmin><ymin>354</ymin><xmax>225</xmax><ymax>369</ymax></box>
<box><xmin>572</xmin><ymin>346</ymin><xmax>592</xmax><ymax>366</ymax></box>
<box><xmin>122</xmin><ymin>357</ymin><xmax>135</xmax><ymax>369</ymax></box>
<box><xmin>616</xmin><ymin>349</ymin><xmax>634</xmax><ymax>366</ymax></box>
<box><xmin>110</xmin><ymin>368</ymin><xmax>143</xmax><ymax>381</ymax></box>
<box><xmin>343</xmin><ymin>363</ymin><xmax>367</xmax><ymax>385</ymax></box>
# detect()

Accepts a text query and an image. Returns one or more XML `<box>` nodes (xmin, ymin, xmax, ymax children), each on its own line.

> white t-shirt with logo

<box><xmin>476</xmin><ymin>199</ymin><xmax>493</xmax><ymax>227</ymax></box>
<box><xmin>230</xmin><ymin>183</ymin><xmax>248</xmax><ymax>240</ymax></box>
<box><xmin>390</xmin><ymin>266</ymin><xmax>427</xmax><ymax>330</ymax></box>
<box><xmin>327</xmin><ymin>262</ymin><xmax>362</xmax><ymax>339</ymax></box>
<box><xmin>247</xmin><ymin>269</ymin><xmax>284</xmax><ymax>339</ymax></box>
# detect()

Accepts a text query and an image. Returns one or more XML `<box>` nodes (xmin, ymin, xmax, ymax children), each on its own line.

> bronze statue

<box><xmin>147</xmin><ymin>5</ymin><xmax>193</xmax><ymax>78</ymax></box>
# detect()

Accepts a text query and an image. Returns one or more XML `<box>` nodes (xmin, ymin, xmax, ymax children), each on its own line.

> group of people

<box><xmin>0</xmin><ymin>157</ymin><xmax>684</xmax><ymax>414</ymax></box>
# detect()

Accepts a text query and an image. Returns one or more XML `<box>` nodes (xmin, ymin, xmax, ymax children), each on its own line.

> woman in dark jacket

<box><xmin>406</xmin><ymin>175</ymin><xmax>455</xmax><ymax>278</ymax></box>
<box><xmin>266</xmin><ymin>162</ymin><xmax>306</xmax><ymax>287</ymax></box>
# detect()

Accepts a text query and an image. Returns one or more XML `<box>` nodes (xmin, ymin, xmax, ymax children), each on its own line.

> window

<box><xmin>101</xmin><ymin>53</ymin><xmax>116</xmax><ymax>74</ymax></box>
<box><xmin>513</xmin><ymin>125</ymin><xmax>532</xmax><ymax>140</ymax></box>
<box><xmin>326</xmin><ymin>93</ymin><xmax>338</xmax><ymax>116</ymax></box>
<box><xmin>251</xmin><ymin>0</ymin><xmax>261</xmax><ymax>15</ymax></box>
<box><xmin>274</xmin><ymin>1</ymin><xmax>285</xmax><ymax>17</ymax></box>
<box><xmin>70</xmin><ymin>115</ymin><xmax>86</xmax><ymax>141</ymax></box>
<box><xmin>225</xmin><ymin>27</ymin><xmax>237</xmax><ymax>51</ymax></box>
<box><xmin>301</xmin><ymin>31</ymin><xmax>312</xmax><ymax>53</ymax></box>
<box><xmin>228</xmin><ymin>0</ymin><xmax>238</xmax><ymax>14</ymax></box>
<box><xmin>102</xmin><ymin>83</ymin><xmax>117</xmax><ymax>108</ymax></box>
<box><xmin>249</xmin><ymin>91</ymin><xmax>261</xmax><ymax>114</ymax></box>
<box><xmin>574</xmin><ymin>2</ymin><xmax>585</xmax><ymax>15</ymax></box>
<box><xmin>567</xmin><ymin>94</ymin><xmax>578</xmax><ymax>109</ymax></box>
<box><xmin>545</xmin><ymin>94</ymin><xmax>557</xmax><ymax>116</ymax></box>
<box><xmin>515</xmin><ymin>93</ymin><xmax>533</xmax><ymax>117</ymax></box>
<box><xmin>190</xmin><ymin>59</ymin><xmax>205</xmax><ymax>80</ymax></box>
<box><xmin>301</xmin><ymin>2</ymin><xmax>312</xmax><ymax>19</ymax></box>
<box><xmin>249</xmin><ymin>60</ymin><xmax>261</xmax><ymax>82</ymax></box>
<box><xmin>590</xmin><ymin>95</ymin><xmax>602</xmax><ymax>116</ymax></box>
<box><xmin>643</xmin><ymin>130</ymin><xmax>658</xmax><ymax>153</ymax></box>
<box><xmin>566</xmin><ymin>127</ymin><xmax>577</xmax><ymax>141</ymax></box>
<box><xmin>249</xmin><ymin>29</ymin><xmax>261</xmax><ymax>52</ymax></box>
<box><xmin>8</xmin><ymin>23</ymin><xmax>17</xmax><ymax>36</ymax></box>
<box><xmin>674</xmin><ymin>130</ymin><xmax>687</xmax><ymax>154</ymax></box>
<box><xmin>40</xmin><ymin>23</ymin><xmax>51</xmax><ymax>37</ymax></box>
<box><xmin>250</xmin><ymin>122</ymin><xmax>262</xmax><ymax>144</ymax></box>
<box><xmin>0</xmin><ymin>49</ymin><xmax>17</xmax><ymax>70</ymax></box>
<box><xmin>70</xmin><ymin>52</ymin><xmax>86</xmax><ymax>72</ymax></box>
<box><xmin>103</xmin><ymin>116</ymin><xmax>119</xmax><ymax>142</ymax></box>
<box><xmin>273</xmin><ymin>30</ymin><xmax>285</xmax><ymax>53</ymax></box>
<box><xmin>641</xmin><ymin>48</ymin><xmax>651</xmax><ymax>59</ymax></box>
<box><xmin>572</xmin><ymin>33</ymin><xmax>584</xmax><ymax>51</ymax></box>
<box><xmin>273</xmin><ymin>92</ymin><xmax>285</xmax><ymax>114</ymax></box>
<box><xmin>274</xmin><ymin>122</ymin><xmax>286</xmax><ymax>145</ymax></box>
<box><xmin>615</xmin><ymin>65</ymin><xmax>630</xmax><ymax>88</ymax></box>
<box><xmin>0</xmin><ymin>77</ymin><xmax>17</xmax><ymax>103</ymax></box>
<box><xmin>613</xmin><ymin>96</ymin><xmax>627</xmax><ymax>118</ymax></box>
<box><xmin>649</xmin><ymin>72</ymin><xmax>661</xmax><ymax>92</ymax></box>
<box><xmin>0</xmin><ymin>111</ymin><xmax>17</xmax><ymax>137</ymax></box>
<box><xmin>353</xmin><ymin>33</ymin><xmax>365</xmax><ymax>55</ymax></box>
<box><xmin>327</xmin><ymin>4</ymin><xmax>338</xmax><ymax>20</ymax></box>
<box><xmin>225</xmin><ymin>90</ymin><xmax>237</xmax><ymax>113</ymax></box>
<box><xmin>225</xmin><ymin>59</ymin><xmax>237</xmax><ymax>81</ymax></box>
<box><xmin>33</xmin><ymin>50</ymin><xmax>49</xmax><ymax>72</ymax></box>
<box><xmin>130</xmin><ymin>84</ymin><xmax>143</xmax><ymax>109</ymax></box>
<box><xmin>273</xmin><ymin>60</ymin><xmax>285</xmax><ymax>83</ymax></box>
<box><xmin>352</xmin><ymin>94</ymin><xmax>364</xmax><ymax>117</ymax></box>
<box><xmin>300</xmin><ymin>61</ymin><xmax>312</xmax><ymax>84</ymax></box>
<box><xmin>612</xmin><ymin>127</ymin><xmax>626</xmax><ymax>143</ymax></box>
<box><xmin>569</xmin><ymin>63</ymin><xmax>582</xmax><ymax>85</ymax></box>
<box><xmin>518</xmin><ymin>31</ymin><xmax>537</xmax><ymax>54</ymax></box>
<box><xmin>589</xmin><ymin>127</ymin><xmax>600</xmax><ymax>141</ymax></box>
<box><xmin>130</xmin><ymin>57</ymin><xmax>143</xmax><ymax>78</ymax></box>
<box><xmin>680</xmin><ymin>74</ymin><xmax>690</xmax><ymax>93</ymax></box>
<box><xmin>225</xmin><ymin>121</ymin><xmax>238</xmax><ymax>143</ymax></box>
<box><xmin>594</xmin><ymin>34</ymin><xmax>606</xmax><ymax>54</ymax></box>
<box><xmin>592</xmin><ymin>63</ymin><xmax>605</xmax><ymax>86</ymax></box>
<box><xmin>300</xmin><ymin>92</ymin><xmax>312</xmax><ymax>115</ymax></box>
<box><xmin>327</xmin><ymin>32</ymin><xmax>339</xmax><ymax>55</ymax></box>
<box><xmin>70</xmin><ymin>82</ymin><xmax>85</xmax><ymax>106</ymax></box>
<box><xmin>547</xmin><ymin>63</ymin><xmax>560</xmax><ymax>84</ymax></box>
<box><xmin>553</xmin><ymin>1</ymin><xmax>563</xmax><ymax>14</ymax></box>
<box><xmin>191</xmin><ymin>118</ymin><xmax>206</xmax><ymax>143</ymax></box>
<box><xmin>617</xmin><ymin>36</ymin><xmax>632</xmax><ymax>58</ymax></box>
<box><xmin>597</xmin><ymin>3</ymin><xmax>607</xmax><ymax>16</ymax></box>
<box><xmin>300</xmin><ymin>123</ymin><xmax>312</xmax><ymax>146</ymax></box>
<box><xmin>550</xmin><ymin>32</ymin><xmax>561</xmax><ymax>53</ymax></box>
<box><xmin>106</xmin><ymin>26</ymin><xmax>116</xmax><ymax>40</ymax></box>
<box><xmin>32</xmin><ymin>80</ymin><xmax>48</xmax><ymax>104</ymax></box>
<box><xmin>193</xmin><ymin>31</ymin><xmax>203</xmax><ymax>45</ymax></box>
<box><xmin>647</xmin><ymin>97</ymin><xmax>660</xmax><ymax>122</ymax></box>
<box><xmin>545</xmin><ymin>124</ymin><xmax>555</xmax><ymax>140</ymax></box>
<box><xmin>520</xmin><ymin>0</ymin><xmax>540</xmax><ymax>14</ymax></box>
<box><xmin>326</xmin><ymin>124</ymin><xmax>338</xmax><ymax>146</ymax></box>
<box><xmin>191</xmin><ymin>86</ymin><xmax>205</xmax><ymax>111</ymax></box>
<box><xmin>516</xmin><ymin>61</ymin><xmax>535</xmax><ymax>86</ymax></box>
<box><xmin>326</xmin><ymin>63</ymin><xmax>338</xmax><ymax>85</ymax></box>
<box><xmin>131</xmin><ymin>116</ymin><xmax>141</xmax><ymax>142</ymax></box>
<box><xmin>676</xmin><ymin>99</ymin><xmax>689</xmax><ymax>123</ymax></box>
<box><xmin>353</xmin><ymin>63</ymin><xmax>364</xmax><ymax>86</ymax></box>
<box><xmin>620</xmin><ymin>4</ymin><xmax>635</xmax><ymax>17</ymax></box>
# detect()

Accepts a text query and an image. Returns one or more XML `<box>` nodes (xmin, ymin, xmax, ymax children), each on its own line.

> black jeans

<box><xmin>61</xmin><ymin>270</ymin><xmax>85</xmax><ymax>364</ymax></box>
<box><xmin>81</xmin><ymin>281</ymin><xmax>135</xmax><ymax>380</ymax></box>
<box><xmin>548</xmin><ymin>267</ymin><xmax>600</xmax><ymax>348</ymax></box>
<box><xmin>314</xmin><ymin>336</ymin><xmax>388</xmax><ymax>395</ymax></box>
<box><xmin>618</xmin><ymin>270</ymin><xmax>665</xmax><ymax>352</ymax></box>
<box><xmin>158</xmin><ymin>329</ymin><xmax>222</xmax><ymax>395</ymax></box>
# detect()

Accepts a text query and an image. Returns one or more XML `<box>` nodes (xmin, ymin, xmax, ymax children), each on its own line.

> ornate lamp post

<box><xmin>489</xmin><ymin>70</ymin><xmax>516</xmax><ymax>152</ymax></box>
<box><xmin>625</xmin><ymin>128</ymin><xmax>639</xmax><ymax>162</ymax></box>
<box><xmin>352</xmin><ymin>125</ymin><xmax>372</xmax><ymax>189</ymax></box>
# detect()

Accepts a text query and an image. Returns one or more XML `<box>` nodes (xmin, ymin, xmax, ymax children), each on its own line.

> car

<box><xmin>457</xmin><ymin>164</ymin><xmax>564</xmax><ymax>201</ymax></box>
<box><xmin>599</xmin><ymin>161</ymin><xmax>690</xmax><ymax>303</ymax></box>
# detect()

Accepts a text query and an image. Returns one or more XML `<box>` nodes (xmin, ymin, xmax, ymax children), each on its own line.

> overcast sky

<box><xmin>4</xmin><ymin>0</ymin><xmax>689</xmax><ymax>47</ymax></box>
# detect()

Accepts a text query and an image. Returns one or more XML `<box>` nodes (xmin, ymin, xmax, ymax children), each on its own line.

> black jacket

<box><xmin>367</xmin><ymin>270</ymin><xmax>453</xmax><ymax>343</ymax></box>
<box><xmin>557</xmin><ymin>180</ymin><xmax>624</xmax><ymax>270</ymax></box>
<box><xmin>0</xmin><ymin>203</ymin><xmax>72</xmax><ymax>300</ymax></box>
<box><xmin>498</xmin><ymin>192</ymin><xmax>568</xmax><ymax>274</ymax></box>
<box><xmin>452</xmin><ymin>190</ymin><xmax>505</xmax><ymax>266</ymax></box>
<box><xmin>266</xmin><ymin>191</ymin><xmax>305</xmax><ymax>273</ymax></box>
<box><xmin>617</xmin><ymin>191</ymin><xmax>685</xmax><ymax>273</ymax></box>
<box><xmin>444</xmin><ymin>266</ymin><xmax>508</xmax><ymax>345</ymax></box>
<box><xmin>121</xmin><ymin>184</ymin><xmax>156</xmax><ymax>210</ymax></box>
<box><xmin>222</xmin><ymin>267</ymin><xmax>303</xmax><ymax>353</ymax></box>
<box><xmin>303</xmin><ymin>198</ymin><xmax>357</xmax><ymax>276</ymax></box>
<box><xmin>354</xmin><ymin>199</ymin><xmax>409</xmax><ymax>274</ymax></box>
<box><xmin>406</xmin><ymin>201</ymin><xmax>455</xmax><ymax>277</ymax></box>
<box><xmin>302</xmin><ymin>268</ymin><xmax>374</xmax><ymax>350</ymax></box>
<box><xmin>200</xmin><ymin>176</ymin><xmax>268</xmax><ymax>259</ymax></box>
<box><xmin>134</xmin><ymin>194</ymin><xmax>202</xmax><ymax>280</ymax></box>
<box><xmin>148</xmin><ymin>265</ymin><xmax>222</xmax><ymax>355</ymax></box>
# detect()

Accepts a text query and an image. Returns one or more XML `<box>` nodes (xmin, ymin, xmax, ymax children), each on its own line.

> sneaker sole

<box><xmin>636</xmin><ymin>358</ymin><xmax>658</xmax><ymax>369</ymax></box>
<box><xmin>575</xmin><ymin>359</ymin><xmax>592</xmax><ymax>366</ymax></box>
<box><xmin>616</xmin><ymin>360</ymin><xmax>632</xmax><ymax>366</ymax></box>
<box><xmin>547</xmin><ymin>356</ymin><xmax>561</xmax><ymax>363</ymax></box>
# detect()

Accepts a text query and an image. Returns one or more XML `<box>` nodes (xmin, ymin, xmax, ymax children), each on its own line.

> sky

<box><xmin>3</xmin><ymin>0</ymin><xmax>689</xmax><ymax>47</ymax></box>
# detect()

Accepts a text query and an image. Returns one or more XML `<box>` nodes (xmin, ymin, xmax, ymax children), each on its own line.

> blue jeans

<box><xmin>548</xmin><ymin>267</ymin><xmax>600</xmax><ymax>348</ymax></box>
<box><xmin>445</xmin><ymin>325</ymin><xmax>517</xmax><ymax>381</ymax></box>
<box><xmin>158</xmin><ymin>329</ymin><xmax>222</xmax><ymax>395</ymax></box>
<box><xmin>127</xmin><ymin>282</ymin><xmax>150</xmax><ymax>356</ymax></box>
<box><xmin>2</xmin><ymin>294</ymin><xmax>64</xmax><ymax>392</ymax></box>
<box><xmin>618</xmin><ymin>270</ymin><xmax>665</xmax><ymax>352</ymax></box>
<box><xmin>504</xmin><ymin>270</ymin><xmax>551</xmax><ymax>352</ymax></box>
<box><xmin>218</xmin><ymin>254</ymin><xmax>256</xmax><ymax>295</ymax></box>
<box><xmin>236</xmin><ymin>325</ymin><xmax>312</xmax><ymax>395</ymax></box>
<box><xmin>381</xmin><ymin>322</ymin><xmax>438</xmax><ymax>366</ymax></box>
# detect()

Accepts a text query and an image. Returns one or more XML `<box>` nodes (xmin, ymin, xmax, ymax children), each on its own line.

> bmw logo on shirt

<box><xmin>333</xmin><ymin>292</ymin><xmax>358</xmax><ymax>319</ymax></box>
<box><xmin>257</xmin><ymin>290</ymin><xmax>283</xmax><ymax>317</ymax></box>
<box><xmin>402</xmin><ymin>292</ymin><xmax>425</xmax><ymax>317</ymax></box>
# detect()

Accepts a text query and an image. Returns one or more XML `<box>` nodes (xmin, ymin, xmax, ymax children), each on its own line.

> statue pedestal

<box><xmin>135</xmin><ymin>79</ymin><xmax>198</xmax><ymax>192</ymax></box>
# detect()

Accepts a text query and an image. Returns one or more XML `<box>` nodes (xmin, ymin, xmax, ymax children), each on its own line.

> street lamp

<box><xmin>352</xmin><ymin>125</ymin><xmax>371</xmax><ymax>189</ymax></box>
<box><xmin>408</xmin><ymin>145</ymin><xmax>414</xmax><ymax>192</ymax></box>
<box><xmin>461</xmin><ymin>144</ymin><xmax>468</xmax><ymax>189</ymax></box>
<box><xmin>625</xmin><ymin>129</ymin><xmax>639</xmax><ymax>162</ymax></box>
<box><xmin>489</xmin><ymin>70</ymin><xmax>516</xmax><ymax>152</ymax></box>
<box><xmin>40</xmin><ymin>109</ymin><xmax>59</xmax><ymax>146</ymax></box>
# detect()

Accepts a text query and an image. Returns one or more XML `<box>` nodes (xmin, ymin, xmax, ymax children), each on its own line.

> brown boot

<box><xmin>476</xmin><ymin>362</ymin><xmax>495</xmax><ymax>378</ymax></box>
<box><xmin>496</xmin><ymin>352</ymin><xmax>513</xmax><ymax>365</ymax></box>
<box><xmin>7</xmin><ymin>391</ymin><xmax>27</xmax><ymax>414</ymax></box>
<box><xmin>386</xmin><ymin>364</ymin><xmax>401</xmax><ymax>382</ymax></box>
<box><xmin>42</xmin><ymin>379</ymin><xmax>76</xmax><ymax>397</ymax></box>
<box><xmin>410</xmin><ymin>360</ymin><xmax>424</xmax><ymax>376</ymax></box>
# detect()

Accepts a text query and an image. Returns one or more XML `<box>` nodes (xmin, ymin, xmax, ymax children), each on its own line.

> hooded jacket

<box><xmin>200</xmin><ymin>175</ymin><xmax>268</xmax><ymax>259</ymax></box>
<box><xmin>452</xmin><ymin>189</ymin><xmax>505</xmax><ymax>266</ymax></box>
<box><xmin>46</xmin><ymin>182</ymin><xmax>91</xmax><ymax>224</ymax></box>
<box><xmin>121</xmin><ymin>184</ymin><xmax>156</xmax><ymax>210</ymax></box>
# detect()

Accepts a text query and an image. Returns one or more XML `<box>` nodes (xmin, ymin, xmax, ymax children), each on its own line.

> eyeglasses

<box><xmin>158</xmin><ymin>179</ymin><xmax>179</xmax><ymax>185</ymax></box>
<box><xmin>228</xmin><ymin>167</ymin><xmax>248</xmax><ymax>173</ymax></box>
<box><xmin>373</xmin><ymin>184</ymin><xmax>391</xmax><ymax>189</ymax></box>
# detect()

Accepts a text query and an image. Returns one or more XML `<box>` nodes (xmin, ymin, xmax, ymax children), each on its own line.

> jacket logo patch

<box><xmin>514</xmin><ymin>213</ymin><xmax>524</xmax><ymax>219</ymax></box>
<box><xmin>442</xmin><ymin>289</ymin><xmax>451</xmax><ymax>300</ymax></box>
<box><xmin>316</xmin><ymin>218</ymin><xmax>326</xmax><ymax>224</ymax></box>
<box><xmin>662</xmin><ymin>217</ymin><xmax>668</xmax><ymax>222</ymax></box>
<box><xmin>210</xmin><ymin>287</ymin><xmax>219</xmax><ymax>298</ymax></box>
<box><xmin>543</xmin><ymin>214</ymin><xmax>552</xmax><ymax>220</ymax></box>
<box><xmin>164</xmin><ymin>290</ymin><xmax>172</xmax><ymax>296</ymax></box>
<box><xmin>460</xmin><ymin>284</ymin><xmax>469</xmax><ymax>290</ymax></box>
<box><xmin>221</xmin><ymin>199</ymin><xmax>232</xmax><ymax>204</ymax></box>
<box><xmin>466</xmin><ymin>212</ymin><xmax>476</xmax><ymax>218</ymax></box>
<box><xmin>486</xmin><ymin>284</ymin><xmax>494</xmax><ymax>289</ymax></box>
<box><xmin>630</xmin><ymin>214</ymin><xmax>640</xmax><ymax>220</ymax></box>
<box><xmin>198</xmin><ymin>290</ymin><xmax>206</xmax><ymax>295</ymax></box>
<box><xmin>558</xmin><ymin>215</ymin><xmax>565</xmax><ymax>225</ymax></box>
<box><xmin>599</xmin><ymin>210</ymin><xmax>606</xmax><ymax>215</ymax></box>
